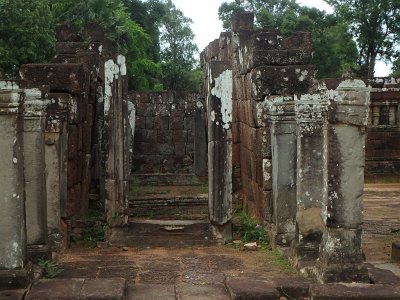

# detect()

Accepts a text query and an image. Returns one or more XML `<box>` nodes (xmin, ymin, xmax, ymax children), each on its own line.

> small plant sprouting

<box><xmin>237</xmin><ymin>209</ymin><xmax>269</xmax><ymax>245</ymax></box>
<box><xmin>37</xmin><ymin>259</ymin><xmax>63</xmax><ymax>278</ymax></box>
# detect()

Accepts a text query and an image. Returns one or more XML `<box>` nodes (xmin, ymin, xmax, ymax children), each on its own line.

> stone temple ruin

<box><xmin>0</xmin><ymin>13</ymin><xmax>400</xmax><ymax>290</ymax></box>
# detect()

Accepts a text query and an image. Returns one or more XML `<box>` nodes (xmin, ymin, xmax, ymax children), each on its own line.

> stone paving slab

<box><xmin>0</xmin><ymin>289</ymin><xmax>26</xmax><ymax>300</ymax></box>
<box><xmin>176</xmin><ymin>283</ymin><xmax>229</xmax><ymax>300</ymax></box>
<box><xmin>182</xmin><ymin>271</ymin><xmax>225</xmax><ymax>285</ymax></box>
<box><xmin>367</xmin><ymin>265</ymin><xmax>400</xmax><ymax>285</ymax></box>
<box><xmin>80</xmin><ymin>278</ymin><xmax>126</xmax><ymax>300</ymax></box>
<box><xmin>126</xmin><ymin>284</ymin><xmax>175</xmax><ymax>300</ymax></box>
<box><xmin>226</xmin><ymin>277</ymin><xmax>280</xmax><ymax>300</ymax></box>
<box><xmin>309</xmin><ymin>283</ymin><xmax>400</xmax><ymax>299</ymax></box>
<box><xmin>272</xmin><ymin>277</ymin><xmax>311</xmax><ymax>299</ymax></box>
<box><xmin>25</xmin><ymin>278</ymin><xmax>84</xmax><ymax>300</ymax></box>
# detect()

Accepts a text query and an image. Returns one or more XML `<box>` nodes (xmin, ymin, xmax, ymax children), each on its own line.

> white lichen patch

<box><xmin>0</xmin><ymin>81</ymin><xmax>19</xmax><ymax>90</ymax></box>
<box><xmin>210</xmin><ymin>110</ymin><xmax>216</xmax><ymax>122</ymax></box>
<box><xmin>211</xmin><ymin>70</ymin><xmax>233</xmax><ymax>130</ymax></box>
<box><xmin>298</xmin><ymin>70</ymin><xmax>309</xmax><ymax>82</ymax></box>
<box><xmin>128</xmin><ymin>101</ymin><xmax>136</xmax><ymax>140</ymax></box>
<box><xmin>117</xmin><ymin>55</ymin><xmax>127</xmax><ymax>76</ymax></box>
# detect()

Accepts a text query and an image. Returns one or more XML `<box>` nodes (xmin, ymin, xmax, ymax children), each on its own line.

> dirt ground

<box><xmin>363</xmin><ymin>183</ymin><xmax>400</xmax><ymax>262</ymax></box>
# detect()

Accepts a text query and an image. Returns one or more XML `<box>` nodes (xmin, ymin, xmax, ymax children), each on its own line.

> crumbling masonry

<box><xmin>0</xmin><ymin>24</ymin><xmax>133</xmax><ymax>287</ymax></box>
<box><xmin>201</xmin><ymin>13</ymin><xmax>371</xmax><ymax>282</ymax></box>
<box><xmin>0</xmin><ymin>15</ymin><xmax>400</xmax><ymax>289</ymax></box>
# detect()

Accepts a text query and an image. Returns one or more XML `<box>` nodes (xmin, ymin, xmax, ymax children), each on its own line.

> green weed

<box><xmin>37</xmin><ymin>259</ymin><xmax>63</xmax><ymax>278</ymax></box>
<box><xmin>236</xmin><ymin>210</ymin><xmax>269</xmax><ymax>245</ymax></box>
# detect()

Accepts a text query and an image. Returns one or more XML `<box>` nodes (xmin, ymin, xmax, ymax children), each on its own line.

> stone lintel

<box><xmin>251</xmin><ymin>65</ymin><xmax>316</xmax><ymax>100</ymax></box>
<box><xmin>20</xmin><ymin>63</ymin><xmax>86</xmax><ymax>95</ymax></box>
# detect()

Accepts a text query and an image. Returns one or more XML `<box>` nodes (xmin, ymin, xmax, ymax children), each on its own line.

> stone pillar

<box><xmin>293</xmin><ymin>93</ymin><xmax>328</xmax><ymax>264</ymax></box>
<box><xmin>194</xmin><ymin>100</ymin><xmax>208</xmax><ymax>178</ymax></box>
<box><xmin>207</xmin><ymin>61</ymin><xmax>233</xmax><ymax>240</ymax></box>
<box><xmin>268</xmin><ymin>96</ymin><xmax>297</xmax><ymax>246</ymax></box>
<box><xmin>23</xmin><ymin>89</ymin><xmax>49</xmax><ymax>259</ymax></box>
<box><xmin>44</xmin><ymin>95</ymin><xmax>68</xmax><ymax>253</ymax></box>
<box><xmin>317</xmin><ymin>79</ymin><xmax>370</xmax><ymax>283</ymax></box>
<box><xmin>0</xmin><ymin>89</ymin><xmax>30</xmax><ymax>288</ymax></box>
<box><xmin>103</xmin><ymin>55</ymin><xmax>129</xmax><ymax>227</ymax></box>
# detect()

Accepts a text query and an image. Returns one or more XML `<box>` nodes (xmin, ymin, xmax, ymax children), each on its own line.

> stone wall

<box><xmin>366</xmin><ymin>78</ymin><xmax>400</xmax><ymax>180</ymax></box>
<box><xmin>129</xmin><ymin>91</ymin><xmax>207</xmax><ymax>180</ymax></box>
<box><xmin>202</xmin><ymin>12</ymin><xmax>371</xmax><ymax>283</ymax></box>
<box><xmin>0</xmin><ymin>24</ymin><xmax>131</xmax><ymax>288</ymax></box>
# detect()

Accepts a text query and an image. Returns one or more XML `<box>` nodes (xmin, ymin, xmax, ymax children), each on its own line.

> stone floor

<box><xmin>363</xmin><ymin>183</ymin><xmax>400</xmax><ymax>265</ymax></box>
<box><xmin>2</xmin><ymin>184</ymin><xmax>400</xmax><ymax>299</ymax></box>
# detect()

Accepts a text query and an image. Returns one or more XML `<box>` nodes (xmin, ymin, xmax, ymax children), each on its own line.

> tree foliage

<box><xmin>0</xmin><ymin>0</ymin><xmax>55</xmax><ymax>78</ymax></box>
<box><xmin>0</xmin><ymin>0</ymin><xmax>200</xmax><ymax>91</ymax></box>
<box><xmin>51</xmin><ymin>0</ymin><xmax>162</xmax><ymax>90</ymax></box>
<box><xmin>327</xmin><ymin>0</ymin><xmax>400</xmax><ymax>78</ymax></box>
<box><xmin>159</xmin><ymin>0</ymin><xmax>199</xmax><ymax>91</ymax></box>
<box><xmin>218</xmin><ymin>0</ymin><xmax>358</xmax><ymax>79</ymax></box>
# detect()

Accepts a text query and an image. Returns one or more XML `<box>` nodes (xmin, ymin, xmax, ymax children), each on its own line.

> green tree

<box><xmin>218</xmin><ymin>0</ymin><xmax>299</xmax><ymax>30</ymax></box>
<box><xmin>280</xmin><ymin>6</ymin><xmax>358</xmax><ymax>78</ymax></box>
<box><xmin>391</xmin><ymin>58</ymin><xmax>400</xmax><ymax>77</ymax></box>
<box><xmin>327</xmin><ymin>0</ymin><xmax>400</xmax><ymax>78</ymax></box>
<box><xmin>0</xmin><ymin>0</ymin><xmax>55</xmax><ymax>78</ymax></box>
<box><xmin>122</xmin><ymin>0</ymin><xmax>167</xmax><ymax>62</ymax></box>
<box><xmin>218</xmin><ymin>0</ymin><xmax>358</xmax><ymax>78</ymax></box>
<box><xmin>159</xmin><ymin>0</ymin><xmax>199</xmax><ymax>91</ymax></box>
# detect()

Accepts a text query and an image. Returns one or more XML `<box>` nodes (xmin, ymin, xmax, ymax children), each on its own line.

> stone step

<box><xmin>130</xmin><ymin>173</ymin><xmax>206</xmax><ymax>186</ymax></box>
<box><xmin>128</xmin><ymin>194</ymin><xmax>208</xmax><ymax>219</ymax></box>
<box><xmin>108</xmin><ymin>219</ymin><xmax>216</xmax><ymax>247</ymax></box>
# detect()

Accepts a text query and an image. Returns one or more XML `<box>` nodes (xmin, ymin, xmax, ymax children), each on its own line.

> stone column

<box><xmin>293</xmin><ymin>93</ymin><xmax>328</xmax><ymax>264</ymax></box>
<box><xmin>317</xmin><ymin>79</ymin><xmax>370</xmax><ymax>283</ymax></box>
<box><xmin>194</xmin><ymin>99</ymin><xmax>208</xmax><ymax>178</ymax></box>
<box><xmin>207</xmin><ymin>61</ymin><xmax>233</xmax><ymax>240</ymax></box>
<box><xmin>0</xmin><ymin>89</ymin><xmax>30</xmax><ymax>288</ymax></box>
<box><xmin>23</xmin><ymin>89</ymin><xmax>49</xmax><ymax>259</ymax></box>
<box><xmin>268</xmin><ymin>96</ymin><xmax>297</xmax><ymax>246</ymax></box>
<box><xmin>44</xmin><ymin>95</ymin><xmax>68</xmax><ymax>253</ymax></box>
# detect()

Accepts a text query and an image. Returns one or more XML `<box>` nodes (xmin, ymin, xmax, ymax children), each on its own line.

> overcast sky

<box><xmin>172</xmin><ymin>0</ymin><xmax>390</xmax><ymax>76</ymax></box>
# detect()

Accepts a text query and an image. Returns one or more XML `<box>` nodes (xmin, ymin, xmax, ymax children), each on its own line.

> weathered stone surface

<box><xmin>26</xmin><ymin>279</ymin><xmax>84</xmax><ymax>300</ymax></box>
<box><xmin>126</xmin><ymin>284</ymin><xmax>175</xmax><ymax>300</ymax></box>
<box><xmin>309</xmin><ymin>283</ymin><xmax>400</xmax><ymax>299</ymax></box>
<box><xmin>23</xmin><ymin>92</ymin><xmax>47</xmax><ymax>246</ymax></box>
<box><xmin>272</xmin><ymin>277</ymin><xmax>310</xmax><ymax>299</ymax></box>
<box><xmin>367</xmin><ymin>265</ymin><xmax>400</xmax><ymax>285</ymax></box>
<box><xmin>80</xmin><ymin>278</ymin><xmax>126</xmax><ymax>300</ymax></box>
<box><xmin>226</xmin><ymin>278</ymin><xmax>280</xmax><ymax>300</ymax></box>
<box><xmin>0</xmin><ymin>91</ymin><xmax>27</xmax><ymax>272</ymax></box>
<box><xmin>20</xmin><ymin>64</ymin><xmax>86</xmax><ymax>94</ymax></box>
<box><xmin>391</xmin><ymin>242</ymin><xmax>400</xmax><ymax>262</ymax></box>
<box><xmin>176</xmin><ymin>284</ymin><xmax>229</xmax><ymax>300</ymax></box>
<box><xmin>268</xmin><ymin>98</ymin><xmax>297</xmax><ymax>246</ymax></box>
<box><xmin>251</xmin><ymin>66</ymin><xmax>316</xmax><ymax>99</ymax></box>
<box><xmin>232</xmin><ymin>12</ymin><xmax>254</xmax><ymax>32</ymax></box>
<box><xmin>293</xmin><ymin>94</ymin><xmax>328</xmax><ymax>261</ymax></box>
<box><xmin>0</xmin><ymin>289</ymin><xmax>26</xmax><ymax>299</ymax></box>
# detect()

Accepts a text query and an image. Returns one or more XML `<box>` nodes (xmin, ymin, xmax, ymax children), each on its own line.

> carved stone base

<box><xmin>212</xmin><ymin>222</ymin><xmax>232</xmax><ymax>242</ymax></box>
<box><xmin>0</xmin><ymin>263</ymin><xmax>32</xmax><ymax>290</ymax></box>
<box><xmin>316</xmin><ymin>263</ymin><xmax>369</xmax><ymax>283</ymax></box>
<box><xmin>27</xmin><ymin>245</ymin><xmax>51</xmax><ymax>262</ymax></box>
